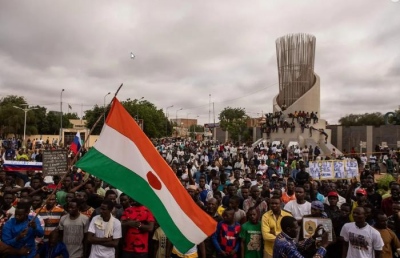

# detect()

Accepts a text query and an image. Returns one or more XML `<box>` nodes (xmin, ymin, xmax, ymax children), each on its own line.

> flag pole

<box><xmin>30</xmin><ymin>83</ymin><xmax>124</xmax><ymax>223</ymax></box>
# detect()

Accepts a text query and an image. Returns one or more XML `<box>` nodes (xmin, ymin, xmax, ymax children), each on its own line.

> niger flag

<box><xmin>76</xmin><ymin>98</ymin><xmax>216</xmax><ymax>252</ymax></box>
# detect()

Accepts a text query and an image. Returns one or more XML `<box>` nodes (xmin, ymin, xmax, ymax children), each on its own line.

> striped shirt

<box><xmin>212</xmin><ymin>221</ymin><xmax>241</xmax><ymax>256</ymax></box>
<box><xmin>36</xmin><ymin>206</ymin><xmax>65</xmax><ymax>239</ymax></box>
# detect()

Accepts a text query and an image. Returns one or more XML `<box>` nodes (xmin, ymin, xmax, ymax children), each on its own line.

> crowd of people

<box><xmin>0</xmin><ymin>139</ymin><xmax>399</xmax><ymax>258</ymax></box>
<box><xmin>262</xmin><ymin>111</ymin><xmax>319</xmax><ymax>137</ymax></box>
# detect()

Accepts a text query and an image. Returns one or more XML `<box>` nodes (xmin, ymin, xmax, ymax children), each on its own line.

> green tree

<box><xmin>0</xmin><ymin>95</ymin><xmax>28</xmax><ymax>138</ymax></box>
<box><xmin>84</xmin><ymin>98</ymin><xmax>171</xmax><ymax>138</ymax></box>
<box><xmin>219</xmin><ymin>107</ymin><xmax>249</xmax><ymax>142</ymax></box>
<box><xmin>339</xmin><ymin>112</ymin><xmax>385</xmax><ymax>126</ymax></box>
<box><xmin>31</xmin><ymin>106</ymin><xmax>49</xmax><ymax>135</ymax></box>
<box><xmin>64</xmin><ymin>112</ymin><xmax>80</xmax><ymax>120</ymax></box>
<box><xmin>83</xmin><ymin>105</ymin><xmax>105</xmax><ymax>135</ymax></box>
<box><xmin>122</xmin><ymin>98</ymin><xmax>169</xmax><ymax>138</ymax></box>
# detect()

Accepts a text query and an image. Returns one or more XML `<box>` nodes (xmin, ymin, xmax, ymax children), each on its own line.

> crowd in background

<box><xmin>0</xmin><ymin>138</ymin><xmax>399</xmax><ymax>257</ymax></box>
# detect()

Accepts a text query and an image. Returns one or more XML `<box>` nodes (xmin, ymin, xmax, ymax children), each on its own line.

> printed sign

<box><xmin>333</xmin><ymin>161</ymin><xmax>345</xmax><ymax>179</ymax></box>
<box><xmin>303</xmin><ymin>218</ymin><xmax>333</xmax><ymax>241</ymax></box>
<box><xmin>309</xmin><ymin>160</ymin><xmax>359</xmax><ymax>179</ymax></box>
<box><xmin>345</xmin><ymin>160</ymin><xmax>359</xmax><ymax>179</ymax></box>
<box><xmin>320</xmin><ymin>161</ymin><xmax>333</xmax><ymax>180</ymax></box>
<box><xmin>309</xmin><ymin>162</ymin><xmax>320</xmax><ymax>179</ymax></box>
<box><xmin>42</xmin><ymin>150</ymin><xmax>68</xmax><ymax>176</ymax></box>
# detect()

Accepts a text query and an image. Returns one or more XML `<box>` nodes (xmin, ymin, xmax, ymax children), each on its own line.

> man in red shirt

<box><xmin>121</xmin><ymin>199</ymin><xmax>155</xmax><ymax>258</ymax></box>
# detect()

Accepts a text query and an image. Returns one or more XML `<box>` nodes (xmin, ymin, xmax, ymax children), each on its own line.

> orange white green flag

<box><xmin>76</xmin><ymin>97</ymin><xmax>217</xmax><ymax>252</ymax></box>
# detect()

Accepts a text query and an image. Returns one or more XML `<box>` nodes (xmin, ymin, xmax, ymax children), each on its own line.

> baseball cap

<box><xmin>311</xmin><ymin>201</ymin><xmax>325</xmax><ymax>211</ymax></box>
<box><xmin>256</xmin><ymin>171</ymin><xmax>263</xmax><ymax>176</ymax></box>
<box><xmin>271</xmin><ymin>174</ymin><xmax>278</xmax><ymax>177</ymax></box>
<box><xmin>327</xmin><ymin>191</ymin><xmax>339</xmax><ymax>198</ymax></box>
<box><xmin>244</xmin><ymin>178</ymin><xmax>251</xmax><ymax>182</ymax></box>
<box><xmin>356</xmin><ymin>188</ymin><xmax>367</xmax><ymax>196</ymax></box>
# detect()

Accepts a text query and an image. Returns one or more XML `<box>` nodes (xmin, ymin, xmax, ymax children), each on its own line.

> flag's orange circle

<box><xmin>147</xmin><ymin>171</ymin><xmax>162</xmax><ymax>190</ymax></box>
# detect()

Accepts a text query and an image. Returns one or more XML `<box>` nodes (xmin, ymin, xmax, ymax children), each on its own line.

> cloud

<box><xmin>0</xmin><ymin>0</ymin><xmax>399</xmax><ymax>125</ymax></box>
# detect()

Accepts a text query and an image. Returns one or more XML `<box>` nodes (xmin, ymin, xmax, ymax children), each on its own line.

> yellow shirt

<box><xmin>261</xmin><ymin>209</ymin><xmax>292</xmax><ymax>255</ymax></box>
<box><xmin>349</xmin><ymin>201</ymin><xmax>358</xmax><ymax>222</ymax></box>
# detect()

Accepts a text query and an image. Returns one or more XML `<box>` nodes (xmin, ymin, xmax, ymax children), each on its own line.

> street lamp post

<box><xmin>13</xmin><ymin>104</ymin><xmax>38</xmax><ymax>148</ymax></box>
<box><xmin>176</xmin><ymin>108</ymin><xmax>183</xmax><ymax>137</ymax></box>
<box><xmin>165</xmin><ymin>105</ymin><xmax>173</xmax><ymax>137</ymax></box>
<box><xmin>60</xmin><ymin>89</ymin><xmax>65</xmax><ymax>143</ymax></box>
<box><xmin>186</xmin><ymin>113</ymin><xmax>191</xmax><ymax>138</ymax></box>
<box><xmin>191</xmin><ymin>115</ymin><xmax>199</xmax><ymax>139</ymax></box>
<box><xmin>103</xmin><ymin>92</ymin><xmax>111</xmax><ymax>123</ymax></box>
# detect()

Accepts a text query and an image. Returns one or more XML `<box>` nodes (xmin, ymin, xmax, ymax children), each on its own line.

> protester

<box><xmin>212</xmin><ymin>208</ymin><xmax>241</xmax><ymax>258</ymax></box>
<box><xmin>59</xmin><ymin>198</ymin><xmax>89</xmax><ymax>258</ymax></box>
<box><xmin>261</xmin><ymin>196</ymin><xmax>292</xmax><ymax>258</ymax></box>
<box><xmin>2</xmin><ymin>204</ymin><xmax>44</xmax><ymax>258</ymax></box>
<box><xmin>87</xmin><ymin>200</ymin><xmax>122</xmax><ymax>258</ymax></box>
<box><xmin>240</xmin><ymin>207</ymin><xmax>263</xmax><ymax>258</ymax></box>
<box><xmin>340</xmin><ymin>207</ymin><xmax>384</xmax><ymax>258</ymax></box>
<box><xmin>273</xmin><ymin>216</ymin><xmax>329</xmax><ymax>258</ymax></box>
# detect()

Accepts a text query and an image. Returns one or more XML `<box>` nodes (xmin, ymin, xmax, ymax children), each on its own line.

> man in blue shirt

<box><xmin>273</xmin><ymin>216</ymin><xmax>329</xmax><ymax>258</ymax></box>
<box><xmin>2</xmin><ymin>205</ymin><xmax>44</xmax><ymax>258</ymax></box>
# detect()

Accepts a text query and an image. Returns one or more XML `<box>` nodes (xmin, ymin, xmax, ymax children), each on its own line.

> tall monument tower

<box><xmin>269</xmin><ymin>33</ymin><xmax>339</xmax><ymax>156</ymax></box>
<box><xmin>273</xmin><ymin>33</ymin><xmax>320</xmax><ymax>115</ymax></box>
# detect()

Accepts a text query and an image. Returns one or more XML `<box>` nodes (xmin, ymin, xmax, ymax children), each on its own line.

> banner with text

<box><xmin>308</xmin><ymin>159</ymin><xmax>359</xmax><ymax>180</ymax></box>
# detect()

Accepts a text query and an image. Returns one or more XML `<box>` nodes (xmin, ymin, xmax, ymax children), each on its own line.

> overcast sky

<box><xmin>1</xmin><ymin>0</ymin><xmax>399</xmax><ymax>125</ymax></box>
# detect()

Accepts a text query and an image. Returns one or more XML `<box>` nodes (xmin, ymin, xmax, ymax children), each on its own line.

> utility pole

<box><xmin>208</xmin><ymin>94</ymin><xmax>211</xmax><ymax>124</ymax></box>
<box><xmin>60</xmin><ymin>89</ymin><xmax>65</xmax><ymax>143</ymax></box>
<box><xmin>165</xmin><ymin>105</ymin><xmax>173</xmax><ymax>137</ymax></box>
<box><xmin>13</xmin><ymin>104</ymin><xmax>38</xmax><ymax>148</ymax></box>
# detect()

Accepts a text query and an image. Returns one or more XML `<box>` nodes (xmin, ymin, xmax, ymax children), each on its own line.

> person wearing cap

<box><xmin>255</xmin><ymin>171</ymin><xmax>264</xmax><ymax>188</ymax></box>
<box><xmin>309</xmin><ymin>201</ymin><xmax>328</xmax><ymax>218</ymax></box>
<box><xmin>324</xmin><ymin>192</ymin><xmax>341</xmax><ymax>220</ymax></box>
<box><xmin>349</xmin><ymin>188</ymin><xmax>368</xmax><ymax>222</ymax></box>
<box><xmin>266</xmin><ymin>163</ymin><xmax>278</xmax><ymax>179</ymax></box>
<box><xmin>323</xmin><ymin>182</ymin><xmax>347</xmax><ymax>208</ymax></box>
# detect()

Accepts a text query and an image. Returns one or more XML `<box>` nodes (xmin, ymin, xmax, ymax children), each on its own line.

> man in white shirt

<box><xmin>283</xmin><ymin>186</ymin><xmax>311</xmax><ymax>221</ymax></box>
<box><xmin>360</xmin><ymin>154</ymin><xmax>368</xmax><ymax>168</ymax></box>
<box><xmin>340</xmin><ymin>206</ymin><xmax>383</xmax><ymax>258</ymax></box>
<box><xmin>88</xmin><ymin>200</ymin><xmax>122</xmax><ymax>258</ymax></box>
<box><xmin>257</xmin><ymin>160</ymin><xmax>268</xmax><ymax>173</ymax></box>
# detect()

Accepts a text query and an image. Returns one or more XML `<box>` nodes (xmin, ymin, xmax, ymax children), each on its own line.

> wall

<box><xmin>328</xmin><ymin>125</ymin><xmax>400</xmax><ymax>153</ymax></box>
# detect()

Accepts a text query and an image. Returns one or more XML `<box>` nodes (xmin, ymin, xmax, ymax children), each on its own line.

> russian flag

<box><xmin>70</xmin><ymin>132</ymin><xmax>82</xmax><ymax>154</ymax></box>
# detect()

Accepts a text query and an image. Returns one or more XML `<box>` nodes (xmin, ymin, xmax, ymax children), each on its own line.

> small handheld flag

<box><xmin>70</xmin><ymin>132</ymin><xmax>82</xmax><ymax>154</ymax></box>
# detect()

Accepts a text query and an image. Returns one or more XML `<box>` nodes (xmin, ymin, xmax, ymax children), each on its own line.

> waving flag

<box><xmin>70</xmin><ymin>132</ymin><xmax>82</xmax><ymax>154</ymax></box>
<box><xmin>76</xmin><ymin>98</ymin><xmax>216</xmax><ymax>252</ymax></box>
